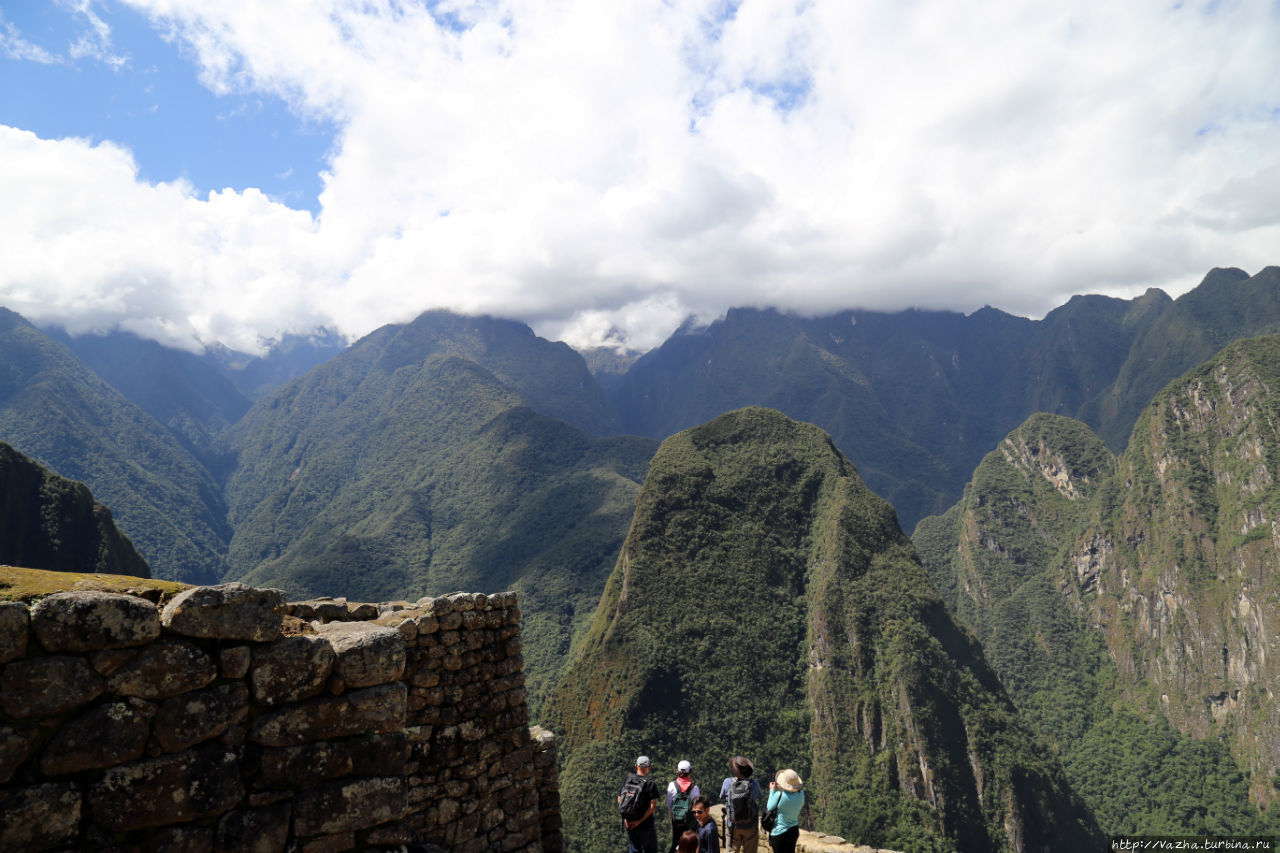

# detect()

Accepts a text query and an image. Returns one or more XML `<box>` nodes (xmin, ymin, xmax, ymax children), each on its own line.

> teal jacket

<box><xmin>766</xmin><ymin>788</ymin><xmax>804</xmax><ymax>835</ymax></box>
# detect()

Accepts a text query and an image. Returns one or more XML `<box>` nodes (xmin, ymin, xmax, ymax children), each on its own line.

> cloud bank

<box><xmin>4</xmin><ymin>0</ymin><xmax>1280</xmax><ymax>353</ymax></box>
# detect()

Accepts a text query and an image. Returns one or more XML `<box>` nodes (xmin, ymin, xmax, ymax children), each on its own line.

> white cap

<box><xmin>637</xmin><ymin>755</ymin><xmax>651</xmax><ymax>767</ymax></box>
<box><xmin>677</xmin><ymin>760</ymin><xmax>692</xmax><ymax>773</ymax></box>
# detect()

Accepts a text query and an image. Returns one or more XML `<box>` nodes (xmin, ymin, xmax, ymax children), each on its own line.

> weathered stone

<box><xmin>257</xmin><ymin>732</ymin><xmax>407</xmax><ymax>788</ymax></box>
<box><xmin>40</xmin><ymin>700</ymin><xmax>149</xmax><ymax>775</ymax></box>
<box><xmin>153</xmin><ymin>683</ymin><xmax>249</xmax><ymax>753</ymax></box>
<box><xmin>248</xmin><ymin>683</ymin><xmax>407</xmax><ymax>747</ymax></box>
<box><xmin>1</xmin><ymin>654</ymin><xmax>104</xmax><ymax>718</ymax></box>
<box><xmin>30</xmin><ymin>590</ymin><xmax>160</xmax><ymax>652</ymax></box>
<box><xmin>314</xmin><ymin>621</ymin><xmax>405</xmax><ymax>688</ymax></box>
<box><xmin>364</xmin><ymin>821</ymin><xmax>414</xmax><ymax>844</ymax></box>
<box><xmin>251</xmin><ymin>635</ymin><xmax>334</xmax><ymax>705</ymax></box>
<box><xmin>347</xmin><ymin>602</ymin><xmax>378</xmax><ymax>620</ymax></box>
<box><xmin>446</xmin><ymin>592</ymin><xmax>476</xmax><ymax>613</ymax></box>
<box><xmin>438</xmin><ymin>611</ymin><xmax>463</xmax><ymax>631</ymax></box>
<box><xmin>89</xmin><ymin>743</ymin><xmax>244</xmax><ymax>831</ymax></box>
<box><xmin>107</xmin><ymin>638</ymin><xmax>217</xmax><ymax>699</ymax></box>
<box><xmin>214</xmin><ymin>803</ymin><xmax>290</xmax><ymax>853</ymax></box>
<box><xmin>220</xmin><ymin>645</ymin><xmax>251</xmax><ymax>679</ymax></box>
<box><xmin>0</xmin><ymin>782</ymin><xmax>81</xmax><ymax>850</ymax></box>
<box><xmin>300</xmin><ymin>832</ymin><xmax>355</xmax><ymax>853</ymax></box>
<box><xmin>292</xmin><ymin>776</ymin><xmax>408</xmax><ymax>835</ymax></box>
<box><xmin>161</xmin><ymin>583</ymin><xmax>285</xmax><ymax>642</ymax></box>
<box><xmin>0</xmin><ymin>601</ymin><xmax>28</xmax><ymax>663</ymax></box>
<box><xmin>415</xmin><ymin>613</ymin><xmax>439</xmax><ymax>635</ymax></box>
<box><xmin>148</xmin><ymin>826</ymin><xmax>215</xmax><ymax>853</ymax></box>
<box><xmin>92</xmin><ymin>647</ymin><xmax>140</xmax><ymax>676</ymax></box>
<box><xmin>313</xmin><ymin>601</ymin><xmax>350</xmax><ymax>623</ymax></box>
<box><xmin>0</xmin><ymin>723</ymin><xmax>38</xmax><ymax>783</ymax></box>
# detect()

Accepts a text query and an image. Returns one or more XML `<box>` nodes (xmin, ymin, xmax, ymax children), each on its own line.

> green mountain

<box><xmin>609</xmin><ymin>268</ymin><xmax>1280</xmax><ymax>531</ymax></box>
<box><xmin>545</xmin><ymin>407</ymin><xmax>1102</xmax><ymax>853</ymax></box>
<box><xmin>0</xmin><ymin>310</ymin><xmax>228</xmax><ymax>584</ymax></box>
<box><xmin>0</xmin><ymin>441</ymin><xmax>150</xmax><ymax>577</ymax></box>
<box><xmin>51</xmin><ymin>329</ymin><xmax>250</xmax><ymax>475</ymax></box>
<box><xmin>223</xmin><ymin>313</ymin><xmax>656</xmax><ymax>707</ymax></box>
<box><xmin>915</xmin><ymin>335</ymin><xmax>1280</xmax><ymax>833</ymax></box>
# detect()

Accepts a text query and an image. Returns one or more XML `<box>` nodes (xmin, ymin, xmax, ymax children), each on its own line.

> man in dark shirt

<box><xmin>717</xmin><ymin>756</ymin><xmax>762</xmax><ymax>853</ymax></box>
<box><xmin>619</xmin><ymin>754</ymin><xmax>661</xmax><ymax>853</ymax></box>
<box><xmin>692</xmin><ymin>795</ymin><xmax>719</xmax><ymax>853</ymax></box>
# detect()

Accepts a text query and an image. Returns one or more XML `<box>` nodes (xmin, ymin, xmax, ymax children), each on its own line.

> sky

<box><xmin>3</xmin><ymin>0</ymin><xmax>1280</xmax><ymax>355</ymax></box>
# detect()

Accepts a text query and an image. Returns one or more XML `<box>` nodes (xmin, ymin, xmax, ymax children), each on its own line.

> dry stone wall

<box><xmin>0</xmin><ymin>582</ymin><xmax>563</xmax><ymax>853</ymax></box>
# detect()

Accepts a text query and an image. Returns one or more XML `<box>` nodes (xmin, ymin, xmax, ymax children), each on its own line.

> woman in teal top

<box><xmin>766</xmin><ymin>769</ymin><xmax>805</xmax><ymax>853</ymax></box>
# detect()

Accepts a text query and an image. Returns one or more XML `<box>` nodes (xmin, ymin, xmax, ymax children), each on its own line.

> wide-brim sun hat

<box><xmin>776</xmin><ymin>769</ymin><xmax>803</xmax><ymax>792</ymax></box>
<box><xmin>730</xmin><ymin>755</ymin><xmax>754</xmax><ymax>776</ymax></box>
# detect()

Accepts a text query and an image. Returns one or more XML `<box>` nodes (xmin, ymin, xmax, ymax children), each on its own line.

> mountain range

<box><xmin>6</xmin><ymin>264</ymin><xmax>1280</xmax><ymax>845</ymax></box>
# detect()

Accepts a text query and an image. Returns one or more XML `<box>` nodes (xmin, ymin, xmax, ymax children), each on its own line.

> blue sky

<box><xmin>2</xmin><ymin>2</ymin><xmax>332</xmax><ymax>212</ymax></box>
<box><xmin>3</xmin><ymin>1</ymin><xmax>1280</xmax><ymax>354</ymax></box>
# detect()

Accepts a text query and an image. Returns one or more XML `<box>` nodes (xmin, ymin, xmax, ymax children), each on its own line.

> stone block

<box><xmin>292</xmin><ymin>776</ymin><xmax>408</xmax><ymax>835</ymax></box>
<box><xmin>0</xmin><ymin>601</ymin><xmax>28</xmax><ymax>663</ymax></box>
<box><xmin>154</xmin><ymin>683</ymin><xmax>249</xmax><ymax>753</ymax></box>
<box><xmin>30</xmin><ymin>590</ymin><xmax>160</xmax><ymax>653</ymax></box>
<box><xmin>248</xmin><ymin>683</ymin><xmax>407</xmax><ymax>747</ymax></box>
<box><xmin>0</xmin><ymin>722</ymin><xmax>39</xmax><ymax>783</ymax></box>
<box><xmin>1</xmin><ymin>654</ymin><xmax>104</xmax><ymax>718</ymax></box>
<box><xmin>415</xmin><ymin>613</ymin><xmax>439</xmax><ymax>635</ymax></box>
<box><xmin>314</xmin><ymin>621</ymin><xmax>405</xmax><ymax>688</ymax></box>
<box><xmin>40</xmin><ymin>700</ymin><xmax>149</xmax><ymax>775</ymax></box>
<box><xmin>347</xmin><ymin>603</ymin><xmax>378</xmax><ymax>620</ymax></box>
<box><xmin>220</xmin><ymin>645</ymin><xmax>251</xmax><ymax>679</ymax></box>
<box><xmin>88</xmin><ymin>743</ymin><xmax>244</xmax><ymax>831</ymax></box>
<box><xmin>0</xmin><ymin>782</ymin><xmax>81</xmax><ymax>850</ymax></box>
<box><xmin>251</xmin><ymin>635</ymin><xmax>334</xmax><ymax>705</ymax></box>
<box><xmin>300</xmin><ymin>832</ymin><xmax>355</xmax><ymax>853</ymax></box>
<box><xmin>148</xmin><ymin>826</ymin><xmax>215</xmax><ymax>853</ymax></box>
<box><xmin>438</xmin><ymin>611</ymin><xmax>462</xmax><ymax>631</ymax></box>
<box><xmin>256</xmin><ymin>732</ymin><xmax>407</xmax><ymax>788</ymax></box>
<box><xmin>213</xmin><ymin>803</ymin><xmax>290</xmax><ymax>853</ymax></box>
<box><xmin>161</xmin><ymin>583</ymin><xmax>285</xmax><ymax>643</ymax></box>
<box><xmin>107</xmin><ymin>638</ymin><xmax>217</xmax><ymax>699</ymax></box>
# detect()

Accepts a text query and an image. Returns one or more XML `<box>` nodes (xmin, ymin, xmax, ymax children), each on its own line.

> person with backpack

<box><xmin>618</xmin><ymin>754</ymin><xmax>661</xmax><ymax>853</ymax></box>
<box><xmin>765</xmin><ymin>769</ymin><xmax>805</xmax><ymax>853</ymax></box>
<box><xmin>717</xmin><ymin>755</ymin><xmax>762</xmax><ymax>853</ymax></box>
<box><xmin>666</xmin><ymin>759</ymin><xmax>701</xmax><ymax>853</ymax></box>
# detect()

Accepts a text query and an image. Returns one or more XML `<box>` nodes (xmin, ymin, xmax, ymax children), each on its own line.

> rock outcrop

<box><xmin>0</xmin><ymin>441</ymin><xmax>149</xmax><ymax>578</ymax></box>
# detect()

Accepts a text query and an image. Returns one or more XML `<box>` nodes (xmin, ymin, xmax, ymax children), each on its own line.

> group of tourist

<box><xmin>617</xmin><ymin>754</ymin><xmax>805</xmax><ymax>853</ymax></box>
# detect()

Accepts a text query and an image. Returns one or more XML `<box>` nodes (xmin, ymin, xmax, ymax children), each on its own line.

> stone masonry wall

<box><xmin>0</xmin><ymin>582</ymin><xmax>563</xmax><ymax>853</ymax></box>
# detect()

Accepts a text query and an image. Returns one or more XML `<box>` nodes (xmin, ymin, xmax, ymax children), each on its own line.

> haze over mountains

<box><xmin>8</xmin><ymin>265</ymin><xmax>1280</xmax><ymax>846</ymax></box>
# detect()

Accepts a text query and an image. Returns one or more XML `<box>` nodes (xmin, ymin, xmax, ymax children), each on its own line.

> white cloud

<box><xmin>5</xmin><ymin>0</ymin><xmax>1280</xmax><ymax>353</ymax></box>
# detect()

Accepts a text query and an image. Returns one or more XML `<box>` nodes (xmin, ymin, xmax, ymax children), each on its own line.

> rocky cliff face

<box><xmin>546</xmin><ymin>407</ymin><xmax>1101</xmax><ymax>853</ymax></box>
<box><xmin>1081</xmin><ymin>336</ymin><xmax>1280</xmax><ymax>804</ymax></box>
<box><xmin>916</xmin><ymin>335</ymin><xmax>1280</xmax><ymax>828</ymax></box>
<box><xmin>0</xmin><ymin>441</ymin><xmax>149</xmax><ymax>578</ymax></box>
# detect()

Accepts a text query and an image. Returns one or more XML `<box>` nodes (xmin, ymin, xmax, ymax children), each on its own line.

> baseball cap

<box><xmin>636</xmin><ymin>755</ymin><xmax>651</xmax><ymax>767</ymax></box>
<box><xmin>677</xmin><ymin>760</ymin><xmax>692</xmax><ymax>774</ymax></box>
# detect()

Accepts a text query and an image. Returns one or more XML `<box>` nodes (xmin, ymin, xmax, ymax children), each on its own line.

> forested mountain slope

<box><xmin>916</xmin><ymin>336</ymin><xmax>1280</xmax><ymax>832</ymax></box>
<box><xmin>0</xmin><ymin>310</ymin><xmax>228</xmax><ymax>584</ymax></box>
<box><xmin>0</xmin><ymin>441</ymin><xmax>150</xmax><ymax>577</ymax></box>
<box><xmin>609</xmin><ymin>268</ymin><xmax>1280</xmax><ymax>530</ymax></box>
<box><xmin>223</xmin><ymin>313</ymin><xmax>655</xmax><ymax>707</ymax></box>
<box><xmin>546</xmin><ymin>407</ymin><xmax>1102</xmax><ymax>853</ymax></box>
<box><xmin>52</xmin><ymin>329</ymin><xmax>250</xmax><ymax>475</ymax></box>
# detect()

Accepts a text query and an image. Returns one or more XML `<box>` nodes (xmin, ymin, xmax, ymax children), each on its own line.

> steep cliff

<box><xmin>916</xmin><ymin>337</ymin><xmax>1280</xmax><ymax>831</ymax></box>
<box><xmin>546</xmin><ymin>407</ymin><xmax>1101</xmax><ymax>853</ymax></box>
<box><xmin>0</xmin><ymin>441</ymin><xmax>149</xmax><ymax>577</ymax></box>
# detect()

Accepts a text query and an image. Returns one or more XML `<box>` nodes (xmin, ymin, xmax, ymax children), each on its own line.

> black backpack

<box><xmin>726</xmin><ymin>778</ymin><xmax>757</xmax><ymax>826</ymax></box>
<box><xmin>618</xmin><ymin>774</ymin><xmax>649</xmax><ymax>821</ymax></box>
